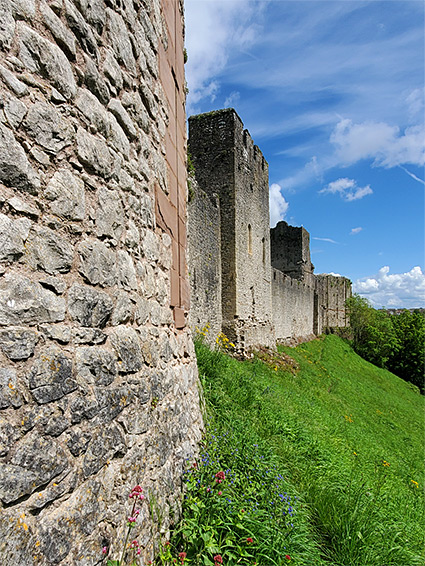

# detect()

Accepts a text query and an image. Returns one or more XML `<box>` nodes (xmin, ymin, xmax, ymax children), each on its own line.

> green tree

<box><xmin>387</xmin><ymin>310</ymin><xmax>425</xmax><ymax>391</ymax></box>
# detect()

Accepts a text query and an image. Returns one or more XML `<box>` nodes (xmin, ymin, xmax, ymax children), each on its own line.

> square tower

<box><xmin>270</xmin><ymin>221</ymin><xmax>315</xmax><ymax>286</ymax></box>
<box><xmin>189</xmin><ymin>109</ymin><xmax>274</xmax><ymax>349</ymax></box>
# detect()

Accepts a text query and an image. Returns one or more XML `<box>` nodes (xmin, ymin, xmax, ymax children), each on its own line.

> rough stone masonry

<box><xmin>0</xmin><ymin>0</ymin><xmax>203</xmax><ymax>564</ymax></box>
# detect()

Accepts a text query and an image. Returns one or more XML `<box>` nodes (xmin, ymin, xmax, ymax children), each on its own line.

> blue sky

<box><xmin>184</xmin><ymin>0</ymin><xmax>425</xmax><ymax>308</ymax></box>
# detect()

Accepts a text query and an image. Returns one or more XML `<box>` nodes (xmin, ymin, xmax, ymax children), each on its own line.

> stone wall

<box><xmin>272</xmin><ymin>268</ymin><xmax>315</xmax><ymax>342</ymax></box>
<box><xmin>315</xmin><ymin>274</ymin><xmax>352</xmax><ymax>334</ymax></box>
<box><xmin>187</xmin><ymin>109</ymin><xmax>351</xmax><ymax>349</ymax></box>
<box><xmin>187</xmin><ymin>178</ymin><xmax>222</xmax><ymax>344</ymax></box>
<box><xmin>0</xmin><ymin>1</ymin><xmax>203</xmax><ymax>564</ymax></box>
<box><xmin>188</xmin><ymin>109</ymin><xmax>274</xmax><ymax>350</ymax></box>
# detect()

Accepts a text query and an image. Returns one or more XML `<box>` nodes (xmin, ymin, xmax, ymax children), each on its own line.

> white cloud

<box><xmin>330</xmin><ymin>119</ymin><xmax>425</xmax><ymax>169</ymax></box>
<box><xmin>354</xmin><ymin>266</ymin><xmax>425</xmax><ymax>308</ymax></box>
<box><xmin>269</xmin><ymin>183</ymin><xmax>289</xmax><ymax>227</ymax></box>
<box><xmin>406</xmin><ymin>87</ymin><xmax>424</xmax><ymax>122</ymax></box>
<box><xmin>224</xmin><ymin>91</ymin><xmax>240</xmax><ymax>108</ymax></box>
<box><xmin>350</xmin><ymin>227</ymin><xmax>363</xmax><ymax>235</ymax></box>
<box><xmin>313</xmin><ymin>237</ymin><xmax>338</xmax><ymax>244</ymax></box>
<box><xmin>320</xmin><ymin>178</ymin><xmax>373</xmax><ymax>202</ymax></box>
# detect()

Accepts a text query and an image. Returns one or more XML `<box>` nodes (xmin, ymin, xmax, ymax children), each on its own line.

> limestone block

<box><xmin>28</xmin><ymin>345</ymin><xmax>77</xmax><ymax>404</ymax></box>
<box><xmin>76</xmin><ymin>346</ymin><xmax>117</xmax><ymax>386</ymax></box>
<box><xmin>84</xmin><ymin>53</ymin><xmax>110</xmax><ymax>104</ymax></box>
<box><xmin>0</xmin><ymin>327</ymin><xmax>39</xmax><ymax>360</ymax></box>
<box><xmin>39</xmin><ymin>323</ymin><xmax>71</xmax><ymax>343</ymax></box>
<box><xmin>116</xmin><ymin>249</ymin><xmax>137</xmax><ymax>290</ymax></box>
<box><xmin>0</xmin><ymin>420</ymin><xmax>22</xmax><ymax>457</ymax></box>
<box><xmin>0</xmin><ymin>273</ymin><xmax>66</xmax><ymax>325</ymax></box>
<box><xmin>0</xmin><ymin>430</ymin><xmax>70</xmax><ymax>504</ymax></box>
<box><xmin>74</xmin><ymin>0</ymin><xmax>106</xmax><ymax>34</ymax></box>
<box><xmin>95</xmin><ymin>186</ymin><xmax>124</xmax><ymax>241</ymax></box>
<box><xmin>8</xmin><ymin>196</ymin><xmax>39</xmax><ymax>218</ymax></box>
<box><xmin>121</xmin><ymin>90</ymin><xmax>150</xmax><ymax>133</ymax></box>
<box><xmin>0</xmin><ymin>63</ymin><xmax>28</xmax><ymax>96</ymax></box>
<box><xmin>66</xmin><ymin>427</ymin><xmax>92</xmax><ymax>456</ymax></box>
<box><xmin>0</xmin><ymin>213</ymin><xmax>31</xmax><ymax>262</ymax></box>
<box><xmin>102</xmin><ymin>49</ymin><xmax>123</xmax><ymax>90</ymax></box>
<box><xmin>3</xmin><ymin>95</ymin><xmax>27</xmax><ymax>129</ymax></box>
<box><xmin>76</xmin><ymin>126</ymin><xmax>117</xmax><ymax>178</ymax></box>
<box><xmin>0</xmin><ymin>367</ymin><xmax>23</xmax><ymax>409</ymax></box>
<box><xmin>40</xmin><ymin>0</ymin><xmax>77</xmax><ymax>60</ymax></box>
<box><xmin>107</xmin><ymin>98</ymin><xmax>137</xmax><ymax>140</ymax></box>
<box><xmin>18</xmin><ymin>23</ymin><xmax>77</xmax><ymax>100</ymax></box>
<box><xmin>83</xmin><ymin>422</ymin><xmax>125</xmax><ymax>476</ymax></box>
<box><xmin>24</xmin><ymin>225</ymin><xmax>74</xmax><ymax>274</ymax></box>
<box><xmin>110</xmin><ymin>325</ymin><xmax>143</xmax><ymax>373</ymax></box>
<box><xmin>45</xmin><ymin>168</ymin><xmax>86</xmax><ymax>220</ymax></box>
<box><xmin>0</xmin><ymin>0</ymin><xmax>15</xmax><ymax>50</ymax></box>
<box><xmin>11</xmin><ymin>0</ymin><xmax>36</xmax><ymax>19</ymax></box>
<box><xmin>64</xmin><ymin>0</ymin><xmax>98</xmax><ymax>60</ymax></box>
<box><xmin>72</xmin><ymin>327</ymin><xmax>106</xmax><ymax>344</ymax></box>
<box><xmin>141</xmin><ymin>229</ymin><xmax>159</xmax><ymax>262</ymax></box>
<box><xmin>105</xmin><ymin>8</ymin><xmax>136</xmax><ymax>75</ymax></box>
<box><xmin>39</xmin><ymin>275</ymin><xmax>67</xmax><ymax>295</ymax></box>
<box><xmin>68</xmin><ymin>282</ymin><xmax>113</xmax><ymax>327</ymax></box>
<box><xmin>0</xmin><ymin>123</ymin><xmax>40</xmax><ymax>194</ymax></box>
<box><xmin>70</xmin><ymin>394</ymin><xmax>99</xmax><ymax>423</ymax></box>
<box><xmin>23</xmin><ymin>100</ymin><xmax>74</xmax><ymax>154</ymax></box>
<box><xmin>111</xmin><ymin>289</ymin><xmax>133</xmax><ymax>325</ymax></box>
<box><xmin>77</xmin><ymin>239</ymin><xmax>117</xmax><ymax>287</ymax></box>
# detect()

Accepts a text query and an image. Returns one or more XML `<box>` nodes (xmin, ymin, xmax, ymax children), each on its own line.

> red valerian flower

<box><xmin>285</xmin><ymin>555</ymin><xmax>291</xmax><ymax>560</ymax></box>
<box><xmin>215</xmin><ymin>471</ymin><xmax>226</xmax><ymax>483</ymax></box>
<box><xmin>129</xmin><ymin>485</ymin><xmax>144</xmax><ymax>500</ymax></box>
<box><xmin>246</xmin><ymin>537</ymin><xmax>254</xmax><ymax>544</ymax></box>
<box><xmin>214</xmin><ymin>555</ymin><xmax>223</xmax><ymax>564</ymax></box>
<box><xmin>178</xmin><ymin>551</ymin><xmax>187</xmax><ymax>564</ymax></box>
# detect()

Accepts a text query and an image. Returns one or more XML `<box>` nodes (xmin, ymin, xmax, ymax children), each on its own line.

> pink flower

<box><xmin>214</xmin><ymin>555</ymin><xmax>223</xmax><ymax>565</ymax></box>
<box><xmin>102</xmin><ymin>546</ymin><xmax>107</xmax><ymax>554</ymax></box>
<box><xmin>136</xmin><ymin>549</ymin><xmax>141</xmax><ymax>555</ymax></box>
<box><xmin>178</xmin><ymin>552</ymin><xmax>187</xmax><ymax>564</ymax></box>
<box><xmin>246</xmin><ymin>537</ymin><xmax>254</xmax><ymax>544</ymax></box>
<box><xmin>218</xmin><ymin>491</ymin><xmax>222</xmax><ymax>496</ymax></box>
<box><xmin>131</xmin><ymin>540</ymin><xmax>139</xmax><ymax>548</ymax></box>
<box><xmin>285</xmin><ymin>556</ymin><xmax>291</xmax><ymax>560</ymax></box>
<box><xmin>215</xmin><ymin>471</ymin><xmax>225</xmax><ymax>483</ymax></box>
<box><xmin>127</xmin><ymin>516</ymin><xmax>137</xmax><ymax>523</ymax></box>
<box><xmin>129</xmin><ymin>485</ymin><xmax>144</xmax><ymax>500</ymax></box>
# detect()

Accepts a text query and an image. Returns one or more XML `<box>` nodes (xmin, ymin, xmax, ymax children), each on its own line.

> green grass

<box><xmin>165</xmin><ymin>335</ymin><xmax>424</xmax><ymax>566</ymax></box>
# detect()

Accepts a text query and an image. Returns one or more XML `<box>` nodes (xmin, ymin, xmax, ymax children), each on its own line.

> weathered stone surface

<box><xmin>111</xmin><ymin>290</ymin><xmax>133</xmax><ymax>325</ymax></box>
<box><xmin>68</xmin><ymin>283</ymin><xmax>113</xmax><ymax>327</ymax></box>
<box><xmin>24</xmin><ymin>226</ymin><xmax>74</xmax><ymax>274</ymax></box>
<box><xmin>76</xmin><ymin>126</ymin><xmax>117</xmax><ymax>178</ymax></box>
<box><xmin>18</xmin><ymin>23</ymin><xmax>77</xmax><ymax>100</ymax></box>
<box><xmin>72</xmin><ymin>327</ymin><xmax>106</xmax><ymax>344</ymax></box>
<box><xmin>0</xmin><ymin>430</ymin><xmax>69</xmax><ymax>504</ymax></box>
<box><xmin>8</xmin><ymin>196</ymin><xmax>39</xmax><ymax>218</ymax></box>
<box><xmin>0</xmin><ymin>511</ymin><xmax>36</xmax><ymax>566</ymax></box>
<box><xmin>0</xmin><ymin>213</ymin><xmax>31</xmax><ymax>262</ymax></box>
<box><xmin>0</xmin><ymin>0</ymin><xmax>15</xmax><ymax>50</ymax></box>
<box><xmin>11</xmin><ymin>0</ymin><xmax>36</xmax><ymax>19</ymax></box>
<box><xmin>0</xmin><ymin>62</ymin><xmax>29</xmax><ymax>96</ymax></box>
<box><xmin>83</xmin><ymin>422</ymin><xmax>125</xmax><ymax>476</ymax></box>
<box><xmin>28</xmin><ymin>346</ymin><xmax>76</xmax><ymax>404</ymax></box>
<box><xmin>0</xmin><ymin>327</ymin><xmax>39</xmax><ymax>360</ymax></box>
<box><xmin>141</xmin><ymin>228</ymin><xmax>159</xmax><ymax>262</ymax></box>
<box><xmin>105</xmin><ymin>8</ymin><xmax>136</xmax><ymax>74</ymax></box>
<box><xmin>0</xmin><ymin>367</ymin><xmax>23</xmax><ymax>409</ymax></box>
<box><xmin>40</xmin><ymin>0</ymin><xmax>76</xmax><ymax>59</ymax></box>
<box><xmin>0</xmin><ymin>123</ymin><xmax>40</xmax><ymax>194</ymax></box>
<box><xmin>39</xmin><ymin>323</ymin><xmax>71</xmax><ymax>343</ymax></box>
<box><xmin>23</xmin><ymin>100</ymin><xmax>74</xmax><ymax>154</ymax></box>
<box><xmin>3</xmin><ymin>95</ymin><xmax>27</xmax><ymax>128</ymax></box>
<box><xmin>70</xmin><ymin>394</ymin><xmax>99</xmax><ymax>423</ymax></box>
<box><xmin>0</xmin><ymin>274</ymin><xmax>66</xmax><ymax>325</ymax></box>
<box><xmin>0</xmin><ymin>420</ymin><xmax>22</xmax><ymax>457</ymax></box>
<box><xmin>64</xmin><ymin>0</ymin><xmax>98</xmax><ymax>60</ymax></box>
<box><xmin>103</xmin><ymin>48</ymin><xmax>123</xmax><ymax>89</ymax></box>
<box><xmin>67</xmin><ymin>427</ymin><xmax>92</xmax><ymax>456</ymax></box>
<box><xmin>95</xmin><ymin>187</ymin><xmax>124</xmax><ymax>241</ymax></box>
<box><xmin>76</xmin><ymin>88</ymin><xmax>129</xmax><ymax>157</ymax></box>
<box><xmin>74</xmin><ymin>0</ymin><xmax>106</xmax><ymax>34</ymax></box>
<box><xmin>116</xmin><ymin>249</ymin><xmax>137</xmax><ymax>290</ymax></box>
<box><xmin>76</xmin><ymin>346</ymin><xmax>117</xmax><ymax>386</ymax></box>
<box><xmin>110</xmin><ymin>325</ymin><xmax>143</xmax><ymax>373</ymax></box>
<box><xmin>107</xmin><ymin>97</ymin><xmax>137</xmax><ymax>140</ymax></box>
<box><xmin>45</xmin><ymin>168</ymin><xmax>86</xmax><ymax>220</ymax></box>
<box><xmin>83</xmin><ymin>53</ymin><xmax>110</xmax><ymax>104</ymax></box>
<box><xmin>77</xmin><ymin>239</ymin><xmax>117</xmax><ymax>287</ymax></box>
<box><xmin>121</xmin><ymin>90</ymin><xmax>150</xmax><ymax>133</ymax></box>
<box><xmin>39</xmin><ymin>276</ymin><xmax>67</xmax><ymax>295</ymax></box>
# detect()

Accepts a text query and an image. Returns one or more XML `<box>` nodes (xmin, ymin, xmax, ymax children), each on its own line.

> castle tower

<box><xmin>189</xmin><ymin>109</ymin><xmax>274</xmax><ymax>349</ymax></box>
<box><xmin>270</xmin><ymin>221</ymin><xmax>315</xmax><ymax>286</ymax></box>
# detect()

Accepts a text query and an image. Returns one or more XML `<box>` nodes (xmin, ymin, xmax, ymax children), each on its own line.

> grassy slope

<box><xmin>196</xmin><ymin>334</ymin><xmax>424</xmax><ymax>565</ymax></box>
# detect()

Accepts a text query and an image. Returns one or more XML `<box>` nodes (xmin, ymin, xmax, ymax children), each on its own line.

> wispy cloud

<box><xmin>269</xmin><ymin>183</ymin><xmax>289</xmax><ymax>227</ymax></box>
<box><xmin>355</xmin><ymin>266</ymin><xmax>425</xmax><ymax>308</ymax></box>
<box><xmin>313</xmin><ymin>237</ymin><xmax>338</xmax><ymax>244</ymax></box>
<box><xmin>320</xmin><ymin>178</ymin><xmax>373</xmax><ymax>202</ymax></box>
<box><xmin>350</xmin><ymin>227</ymin><xmax>363</xmax><ymax>235</ymax></box>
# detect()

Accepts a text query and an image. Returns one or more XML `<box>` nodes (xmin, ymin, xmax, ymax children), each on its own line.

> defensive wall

<box><xmin>0</xmin><ymin>1</ymin><xmax>203</xmax><ymax>564</ymax></box>
<box><xmin>188</xmin><ymin>109</ymin><xmax>352</xmax><ymax>348</ymax></box>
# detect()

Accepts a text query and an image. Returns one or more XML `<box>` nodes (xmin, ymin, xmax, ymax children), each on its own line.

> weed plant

<box><xmin>177</xmin><ymin>334</ymin><xmax>425</xmax><ymax>566</ymax></box>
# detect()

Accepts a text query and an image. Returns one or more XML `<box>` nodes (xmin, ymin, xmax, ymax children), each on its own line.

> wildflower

<box><xmin>411</xmin><ymin>480</ymin><xmax>419</xmax><ymax>488</ymax></box>
<box><xmin>214</xmin><ymin>555</ymin><xmax>223</xmax><ymax>565</ymax></box>
<box><xmin>218</xmin><ymin>491</ymin><xmax>222</xmax><ymax>495</ymax></box>
<box><xmin>131</xmin><ymin>540</ymin><xmax>139</xmax><ymax>548</ymax></box>
<box><xmin>215</xmin><ymin>471</ymin><xmax>226</xmax><ymax>483</ymax></box>
<box><xmin>102</xmin><ymin>546</ymin><xmax>107</xmax><ymax>554</ymax></box>
<box><xmin>178</xmin><ymin>552</ymin><xmax>187</xmax><ymax>564</ymax></box>
<box><xmin>285</xmin><ymin>556</ymin><xmax>291</xmax><ymax>560</ymax></box>
<box><xmin>129</xmin><ymin>485</ymin><xmax>144</xmax><ymax>500</ymax></box>
<box><xmin>246</xmin><ymin>537</ymin><xmax>254</xmax><ymax>544</ymax></box>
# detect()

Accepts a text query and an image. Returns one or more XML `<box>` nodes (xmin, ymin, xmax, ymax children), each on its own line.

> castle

<box><xmin>188</xmin><ymin>109</ymin><xmax>352</xmax><ymax>350</ymax></box>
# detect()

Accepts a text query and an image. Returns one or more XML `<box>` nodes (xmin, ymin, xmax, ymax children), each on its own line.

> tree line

<box><xmin>345</xmin><ymin>295</ymin><xmax>424</xmax><ymax>392</ymax></box>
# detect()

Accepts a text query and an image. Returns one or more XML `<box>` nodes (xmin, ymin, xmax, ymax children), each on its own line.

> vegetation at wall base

<box><xmin>165</xmin><ymin>334</ymin><xmax>424</xmax><ymax>566</ymax></box>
